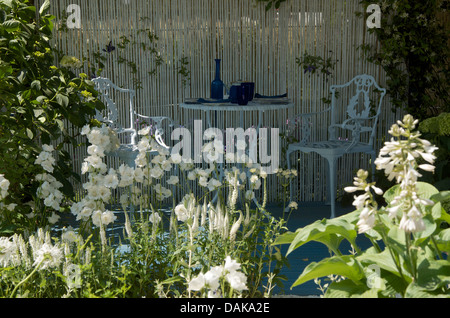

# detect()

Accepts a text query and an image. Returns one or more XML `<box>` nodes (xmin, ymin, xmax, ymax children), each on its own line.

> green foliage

<box><xmin>0</xmin><ymin>0</ymin><xmax>103</xmax><ymax>233</ymax></box>
<box><xmin>419</xmin><ymin>113</ymin><xmax>450</xmax><ymax>195</ymax></box>
<box><xmin>255</xmin><ymin>0</ymin><xmax>287</xmax><ymax>11</ymax></box>
<box><xmin>357</xmin><ymin>0</ymin><xmax>450</xmax><ymax>120</ymax></box>
<box><xmin>296</xmin><ymin>51</ymin><xmax>338</xmax><ymax>105</ymax></box>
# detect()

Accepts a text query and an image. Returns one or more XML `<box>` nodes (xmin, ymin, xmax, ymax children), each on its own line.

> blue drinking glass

<box><xmin>237</xmin><ymin>84</ymin><xmax>249</xmax><ymax>105</ymax></box>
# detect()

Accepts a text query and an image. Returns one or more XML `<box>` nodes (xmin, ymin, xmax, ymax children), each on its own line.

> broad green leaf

<box><xmin>291</xmin><ymin>255</ymin><xmax>365</xmax><ymax>288</ymax></box>
<box><xmin>325</xmin><ymin>279</ymin><xmax>378</xmax><ymax>298</ymax></box>
<box><xmin>55</xmin><ymin>93</ymin><xmax>69</xmax><ymax>107</ymax></box>
<box><xmin>2</xmin><ymin>19</ymin><xmax>20</xmax><ymax>32</ymax></box>
<box><xmin>357</xmin><ymin>248</ymin><xmax>412</xmax><ymax>283</ymax></box>
<box><xmin>283</xmin><ymin>215</ymin><xmax>358</xmax><ymax>256</ymax></box>
<box><xmin>416</xmin><ymin>258</ymin><xmax>450</xmax><ymax>291</ymax></box>
<box><xmin>405</xmin><ymin>282</ymin><xmax>449</xmax><ymax>298</ymax></box>
<box><xmin>435</xmin><ymin>228</ymin><xmax>450</xmax><ymax>252</ymax></box>
<box><xmin>272</xmin><ymin>231</ymin><xmax>296</xmax><ymax>245</ymax></box>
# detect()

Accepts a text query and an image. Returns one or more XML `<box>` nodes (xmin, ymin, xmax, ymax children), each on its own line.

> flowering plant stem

<box><xmin>10</xmin><ymin>257</ymin><xmax>45</xmax><ymax>298</ymax></box>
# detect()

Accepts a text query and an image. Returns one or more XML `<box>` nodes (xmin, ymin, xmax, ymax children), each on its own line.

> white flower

<box><xmin>167</xmin><ymin>175</ymin><xmax>179</xmax><ymax>185</ymax></box>
<box><xmin>170</xmin><ymin>153</ymin><xmax>182</xmax><ymax>164</ymax></box>
<box><xmin>174</xmin><ymin>203</ymin><xmax>189</xmax><ymax>222</ymax></box>
<box><xmin>103</xmin><ymin>210</ymin><xmax>117</xmax><ymax>226</ymax></box>
<box><xmin>225</xmin><ymin>270</ymin><xmax>248</xmax><ymax>291</ymax></box>
<box><xmin>33</xmin><ymin>243</ymin><xmax>63</xmax><ymax>270</ymax></box>
<box><xmin>103</xmin><ymin>170</ymin><xmax>119</xmax><ymax>188</ymax></box>
<box><xmin>199</xmin><ymin>176</ymin><xmax>208</xmax><ymax>187</ymax></box>
<box><xmin>81</xmin><ymin>125</ymin><xmax>90</xmax><ymax>136</ymax></box>
<box><xmin>48</xmin><ymin>212</ymin><xmax>60</xmax><ymax>224</ymax></box>
<box><xmin>188</xmin><ymin>272</ymin><xmax>206</xmax><ymax>291</ymax></box>
<box><xmin>224</xmin><ymin>256</ymin><xmax>241</xmax><ymax>273</ymax></box>
<box><xmin>187</xmin><ymin>171</ymin><xmax>197</xmax><ymax>181</ymax></box>
<box><xmin>245</xmin><ymin>190</ymin><xmax>255</xmax><ymax>201</ymax></box>
<box><xmin>204</xmin><ymin>265</ymin><xmax>223</xmax><ymax>291</ymax></box>
<box><xmin>399</xmin><ymin>204</ymin><xmax>426</xmax><ymax>233</ymax></box>
<box><xmin>356</xmin><ymin>207</ymin><xmax>376</xmax><ymax>234</ymax></box>
<box><xmin>138</xmin><ymin>126</ymin><xmax>151</xmax><ymax>136</ymax></box>
<box><xmin>150</xmin><ymin>165</ymin><xmax>164</xmax><ymax>179</ymax></box>
<box><xmin>61</xmin><ymin>228</ymin><xmax>78</xmax><ymax>243</ymax></box>
<box><xmin>0</xmin><ymin>236</ymin><xmax>17</xmax><ymax>267</ymax></box>
<box><xmin>149</xmin><ymin>212</ymin><xmax>161</xmax><ymax>224</ymax></box>
<box><xmin>42</xmin><ymin>144</ymin><xmax>54</xmax><ymax>152</ymax></box>
<box><xmin>288</xmin><ymin>201</ymin><xmax>298</xmax><ymax>210</ymax></box>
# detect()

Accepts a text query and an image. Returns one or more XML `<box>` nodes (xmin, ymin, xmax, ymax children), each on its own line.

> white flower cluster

<box><xmin>71</xmin><ymin>125</ymin><xmax>119</xmax><ymax>228</ymax></box>
<box><xmin>35</xmin><ymin>144</ymin><xmax>56</xmax><ymax>173</ymax></box>
<box><xmin>0</xmin><ymin>174</ymin><xmax>10</xmax><ymax>201</ymax></box>
<box><xmin>375</xmin><ymin>115</ymin><xmax>437</xmax><ymax>233</ymax></box>
<box><xmin>0</xmin><ymin>229</ymin><xmax>68</xmax><ymax>271</ymax></box>
<box><xmin>173</xmin><ymin>193</ymin><xmax>245</xmax><ymax>244</ymax></box>
<box><xmin>60</xmin><ymin>55</ymin><xmax>83</xmax><ymax>69</ymax></box>
<box><xmin>34</xmin><ymin>145</ymin><xmax>64</xmax><ymax>222</ymax></box>
<box><xmin>1</xmin><ymin>228</ymin><xmax>89</xmax><ymax>294</ymax></box>
<box><xmin>345</xmin><ymin>169</ymin><xmax>383</xmax><ymax>234</ymax></box>
<box><xmin>188</xmin><ymin>256</ymin><xmax>248</xmax><ymax>297</ymax></box>
<box><xmin>346</xmin><ymin>115</ymin><xmax>438</xmax><ymax>234</ymax></box>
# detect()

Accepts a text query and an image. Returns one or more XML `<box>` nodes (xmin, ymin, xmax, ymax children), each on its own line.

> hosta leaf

<box><xmin>282</xmin><ymin>214</ymin><xmax>358</xmax><ymax>256</ymax></box>
<box><xmin>291</xmin><ymin>255</ymin><xmax>365</xmax><ymax>288</ymax></box>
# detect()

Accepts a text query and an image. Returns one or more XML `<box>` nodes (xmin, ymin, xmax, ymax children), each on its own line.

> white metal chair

<box><xmin>92</xmin><ymin>77</ymin><xmax>175</xmax><ymax>168</ymax></box>
<box><xmin>286</xmin><ymin>74</ymin><xmax>386</xmax><ymax>218</ymax></box>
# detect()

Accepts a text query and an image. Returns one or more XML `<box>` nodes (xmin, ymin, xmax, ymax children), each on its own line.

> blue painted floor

<box><xmin>266</xmin><ymin>201</ymin><xmax>357</xmax><ymax>296</ymax></box>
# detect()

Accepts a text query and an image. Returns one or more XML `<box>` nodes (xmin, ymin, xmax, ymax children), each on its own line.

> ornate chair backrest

<box><xmin>329</xmin><ymin>74</ymin><xmax>386</xmax><ymax>146</ymax></box>
<box><xmin>92</xmin><ymin>77</ymin><xmax>137</xmax><ymax>145</ymax></box>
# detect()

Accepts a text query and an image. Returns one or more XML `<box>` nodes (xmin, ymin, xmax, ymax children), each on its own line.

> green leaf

<box><xmin>324</xmin><ymin>279</ymin><xmax>376</xmax><ymax>298</ymax></box>
<box><xmin>357</xmin><ymin>248</ymin><xmax>412</xmax><ymax>282</ymax></box>
<box><xmin>2</xmin><ymin>19</ymin><xmax>20</xmax><ymax>32</ymax></box>
<box><xmin>435</xmin><ymin>228</ymin><xmax>450</xmax><ymax>252</ymax></box>
<box><xmin>405</xmin><ymin>282</ymin><xmax>449</xmax><ymax>298</ymax></box>
<box><xmin>283</xmin><ymin>214</ymin><xmax>358</xmax><ymax>256</ymax></box>
<box><xmin>31</xmin><ymin>80</ymin><xmax>41</xmax><ymax>91</ymax></box>
<box><xmin>26</xmin><ymin>128</ymin><xmax>33</xmax><ymax>139</ymax></box>
<box><xmin>416</xmin><ymin>258</ymin><xmax>450</xmax><ymax>292</ymax></box>
<box><xmin>291</xmin><ymin>255</ymin><xmax>365</xmax><ymax>288</ymax></box>
<box><xmin>39</xmin><ymin>0</ymin><xmax>51</xmax><ymax>16</ymax></box>
<box><xmin>55</xmin><ymin>93</ymin><xmax>69</xmax><ymax>107</ymax></box>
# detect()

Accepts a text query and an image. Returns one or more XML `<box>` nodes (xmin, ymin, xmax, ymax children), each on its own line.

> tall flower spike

<box><xmin>374</xmin><ymin>115</ymin><xmax>437</xmax><ymax>233</ymax></box>
<box><xmin>345</xmin><ymin>169</ymin><xmax>380</xmax><ymax>234</ymax></box>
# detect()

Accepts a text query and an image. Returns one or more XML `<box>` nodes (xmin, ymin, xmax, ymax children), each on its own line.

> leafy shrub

<box><xmin>0</xmin><ymin>0</ymin><xmax>103</xmax><ymax>234</ymax></box>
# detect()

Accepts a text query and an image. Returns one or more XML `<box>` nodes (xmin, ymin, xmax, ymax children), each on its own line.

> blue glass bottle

<box><xmin>211</xmin><ymin>59</ymin><xmax>224</xmax><ymax>99</ymax></box>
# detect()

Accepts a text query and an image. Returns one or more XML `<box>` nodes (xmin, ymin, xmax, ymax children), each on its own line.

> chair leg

<box><xmin>327</xmin><ymin>157</ymin><xmax>337</xmax><ymax>219</ymax></box>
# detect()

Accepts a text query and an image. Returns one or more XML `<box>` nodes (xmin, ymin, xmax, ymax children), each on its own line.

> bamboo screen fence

<box><xmin>38</xmin><ymin>0</ymin><xmax>402</xmax><ymax>204</ymax></box>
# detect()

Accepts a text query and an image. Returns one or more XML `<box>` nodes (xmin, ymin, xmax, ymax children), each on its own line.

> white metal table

<box><xmin>180</xmin><ymin>98</ymin><xmax>295</xmax><ymax>131</ymax></box>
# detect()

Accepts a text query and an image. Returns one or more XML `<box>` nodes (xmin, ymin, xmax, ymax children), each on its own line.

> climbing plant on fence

<box><xmin>357</xmin><ymin>0</ymin><xmax>450</xmax><ymax>120</ymax></box>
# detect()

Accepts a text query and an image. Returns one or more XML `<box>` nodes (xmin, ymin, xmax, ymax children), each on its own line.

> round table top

<box><xmin>180</xmin><ymin>98</ymin><xmax>294</xmax><ymax>111</ymax></box>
